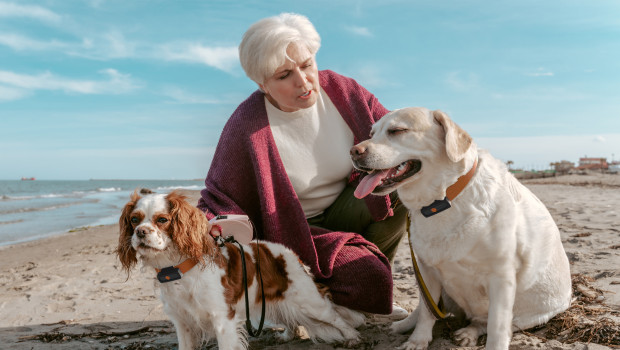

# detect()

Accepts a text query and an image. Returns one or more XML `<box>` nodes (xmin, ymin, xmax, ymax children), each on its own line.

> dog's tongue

<box><xmin>354</xmin><ymin>170</ymin><xmax>390</xmax><ymax>199</ymax></box>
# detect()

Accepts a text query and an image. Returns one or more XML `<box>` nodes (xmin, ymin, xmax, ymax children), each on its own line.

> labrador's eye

<box><xmin>388</xmin><ymin>128</ymin><xmax>408</xmax><ymax>135</ymax></box>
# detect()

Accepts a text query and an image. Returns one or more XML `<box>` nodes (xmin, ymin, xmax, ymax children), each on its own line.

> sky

<box><xmin>1</xmin><ymin>0</ymin><xmax>619</xmax><ymax>180</ymax></box>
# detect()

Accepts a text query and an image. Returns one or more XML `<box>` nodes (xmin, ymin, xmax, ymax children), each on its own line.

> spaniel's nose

<box><xmin>136</xmin><ymin>226</ymin><xmax>149</xmax><ymax>238</ymax></box>
<box><xmin>350</xmin><ymin>144</ymin><xmax>367</xmax><ymax>161</ymax></box>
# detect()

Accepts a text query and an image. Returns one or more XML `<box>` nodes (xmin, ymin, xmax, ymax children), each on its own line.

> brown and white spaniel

<box><xmin>117</xmin><ymin>190</ymin><xmax>363</xmax><ymax>350</ymax></box>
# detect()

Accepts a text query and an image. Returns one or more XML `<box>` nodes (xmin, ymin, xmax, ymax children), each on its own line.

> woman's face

<box><xmin>260</xmin><ymin>43</ymin><xmax>319</xmax><ymax>112</ymax></box>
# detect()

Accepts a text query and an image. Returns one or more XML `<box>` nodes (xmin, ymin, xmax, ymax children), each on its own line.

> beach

<box><xmin>1</xmin><ymin>174</ymin><xmax>619</xmax><ymax>349</ymax></box>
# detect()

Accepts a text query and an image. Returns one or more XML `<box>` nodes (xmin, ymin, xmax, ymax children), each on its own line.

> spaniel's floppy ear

<box><xmin>117</xmin><ymin>190</ymin><xmax>140</xmax><ymax>274</ymax></box>
<box><xmin>433</xmin><ymin>110</ymin><xmax>472</xmax><ymax>163</ymax></box>
<box><xmin>167</xmin><ymin>191</ymin><xmax>216</xmax><ymax>263</ymax></box>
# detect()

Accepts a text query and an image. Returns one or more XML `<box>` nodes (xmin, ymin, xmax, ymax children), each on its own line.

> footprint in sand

<box><xmin>46</xmin><ymin>300</ymin><xmax>76</xmax><ymax>313</ymax></box>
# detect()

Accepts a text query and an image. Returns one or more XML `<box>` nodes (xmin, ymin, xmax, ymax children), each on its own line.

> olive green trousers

<box><xmin>307</xmin><ymin>185</ymin><xmax>407</xmax><ymax>262</ymax></box>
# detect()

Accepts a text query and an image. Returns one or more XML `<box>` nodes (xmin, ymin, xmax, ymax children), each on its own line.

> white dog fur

<box><xmin>117</xmin><ymin>191</ymin><xmax>364</xmax><ymax>350</ymax></box>
<box><xmin>350</xmin><ymin>107</ymin><xmax>572</xmax><ymax>350</ymax></box>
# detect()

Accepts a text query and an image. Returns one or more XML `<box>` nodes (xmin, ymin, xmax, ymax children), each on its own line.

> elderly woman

<box><xmin>198</xmin><ymin>13</ymin><xmax>407</xmax><ymax>317</ymax></box>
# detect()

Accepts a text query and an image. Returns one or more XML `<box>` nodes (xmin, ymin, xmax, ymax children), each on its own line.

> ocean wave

<box><xmin>0</xmin><ymin>199</ymin><xmax>98</xmax><ymax>215</ymax></box>
<box><xmin>97</xmin><ymin>187</ymin><xmax>122</xmax><ymax>192</ymax></box>
<box><xmin>0</xmin><ymin>219</ymin><xmax>24</xmax><ymax>225</ymax></box>
<box><xmin>1</xmin><ymin>195</ymin><xmax>36</xmax><ymax>201</ymax></box>
<box><xmin>156</xmin><ymin>185</ymin><xmax>203</xmax><ymax>191</ymax></box>
<box><xmin>40</xmin><ymin>193</ymin><xmax>66</xmax><ymax>199</ymax></box>
<box><xmin>2</xmin><ymin>191</ymin><xmax>83</xmax><ymax>201</ymax></box>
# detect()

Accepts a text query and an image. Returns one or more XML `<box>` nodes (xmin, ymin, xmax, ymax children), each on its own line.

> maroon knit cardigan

<box><xmin>198</xmin><ymin>70</ymin><xmax>394</xmax><ymax>309</ymax></box>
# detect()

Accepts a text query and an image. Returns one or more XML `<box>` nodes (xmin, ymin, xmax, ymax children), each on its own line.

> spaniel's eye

<box><xmin>388</xmin><ymin>128</ymin><xmax>407</xmax><ymax>135</ymax></box>
<box><xmin>130</xmin><ymin>217</ymin><xmax>139</xmax><ymax>224</ymax></box>
<box><xmin>157</xmin><ymin>217</ymin><xmax>168</xmax><ymax>224</ymax></box>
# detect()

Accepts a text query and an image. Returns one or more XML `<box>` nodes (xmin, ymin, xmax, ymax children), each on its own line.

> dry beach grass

<box><xmin>1</xmin><ymin>174</ymin><xmax>619</xmax><ymax>349</ymax></box>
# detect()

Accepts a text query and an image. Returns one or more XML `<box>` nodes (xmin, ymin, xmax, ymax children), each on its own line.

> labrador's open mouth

<box><xmin>354</xmin><ymin>160</ymin><xmax>422</xmax><ymax>198</ymax></box>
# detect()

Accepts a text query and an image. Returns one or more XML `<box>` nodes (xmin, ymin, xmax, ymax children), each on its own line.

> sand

<box><xmin>1</xmin><ymin>176</ymin><xmax>619</xmax><ymax>349</ymax></box>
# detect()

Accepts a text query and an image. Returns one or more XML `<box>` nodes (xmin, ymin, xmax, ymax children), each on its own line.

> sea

<box><xmin>0</xmin><ymin>179</ymin><xmax>204</xmax><ymax>247</ymax></box>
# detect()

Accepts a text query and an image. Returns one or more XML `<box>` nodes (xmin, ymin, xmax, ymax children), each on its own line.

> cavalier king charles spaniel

<box><xmin>117</xmin><ymin>190</ymin><xmax>363</xmax><ymax>350</ymax></box>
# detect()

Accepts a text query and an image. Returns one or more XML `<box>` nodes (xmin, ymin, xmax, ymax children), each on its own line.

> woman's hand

<box><xmin>209</xmin><ymin>224</ymin><xmax>222</xmax><ymax>238</ymax></box>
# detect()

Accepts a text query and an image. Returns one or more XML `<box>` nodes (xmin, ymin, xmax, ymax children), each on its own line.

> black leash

<box><xmin>218</xmin><ymin>235</ymin><xmax>266</xmax><ymax>336</ymax></box>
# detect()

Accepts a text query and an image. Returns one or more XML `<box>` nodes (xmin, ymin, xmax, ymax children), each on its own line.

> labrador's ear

<box><xmin>433</xmin><ymin>110</ymin><xmax>472</xmax><ymax>162</ymax></box>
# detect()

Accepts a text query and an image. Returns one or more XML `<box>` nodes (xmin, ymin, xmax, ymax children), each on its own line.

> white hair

<box><xmin>239</xmin><ymin>13</ymin><xmax>321</xmax><ymax>85</ymax></box>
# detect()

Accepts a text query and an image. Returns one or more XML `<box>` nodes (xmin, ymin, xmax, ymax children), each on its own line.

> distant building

<box><xmin>551</xmin><ymin>160</ymin><xmax>574</xmax><ymax>175</ymax></box>
<box><xmin>577</xmin><ymin>157</ymin><xmax>608</xmax><ymax>171</ymax></box>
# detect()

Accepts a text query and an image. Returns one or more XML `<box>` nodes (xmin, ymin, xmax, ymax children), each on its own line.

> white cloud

<box><xmin>594</xmin><ymin>135</ymin><xmax>606</xmax><ymax>143</ymax></box>
<box><xmin>445</xmin><ymin>71</ymin><xmax>480</xmax><ymax>91</ymax></box>
<box><xmin>75</xmin><ymin>36</ymin><xmax>240</xmax><ymax>73</ymax></box>
<box><xmin>98</xmin><ymin>69</ymin><xmax>141</xmax><ymax>93</ymax></box>
<box><xmin>526</xmin><ymin>67</ymin><xmax>554</xmax><ymax>77</ymax></box>
<box><xmin>161</xmin><ymin>86</ymin><xmax>223</xmax><ymax>105</ymax></box>
<box><xmin>88</xmin><ymin>0</ymin><xmax>107</xmax><ymax>9</ymax></box>
<box><xmin>189</xmin><ymin>45</ymin><xmax>239</xmax><ymax>72</ymax></box>
<box><xmin>0</xmin><ymin>28</ymin><xmax>239</xmax><ymax>74</ymax></box>
<box><xmin>0</xmin><ymin>1</ymin><xmax>62</xmax><ymax>23</ymax></box>
<box><xmin>345</xmin><ymin>25</ymin><xmax>373</xmax><ymax>37</ymax></box>
<box><xmin>490</xmin><ymin>86</ymin><xmax>590</xmax><ymax>102</ymax></box>
<box><xmin>49</xmin><ymin>146</ymin><xmax>213</xmax><ymax>158</ymax></box>
<box><xmin>0</xmin><ymin>33</ymin><xmax>71</xmax><ymax>51</ymax></box>
<box><xmin>339</xmin><ymin>62</ymin><xmax>401</xmax><ymax>90</ymax></box>
<box><xmin>159</xmin><ymin>43</ymin><xmax>239</xmax><ymax>72</ymax></box>
<box><xmin>65</xmin><ymin>30</ymin><xmax>136</xmax><ymax>60</ymax></box>
<box><xmin>0</xmin><ymin>69</ymin><xmax>141</xmax><ymax>95</ymax></box>
<box><xmin>101</xmin><ymin>30</ymin><xmax>135</xmax><ymax>58</ymax></box>
<box><xmin>353</xmin><ymin>65</ymin><xmax>391</xmax><ymax>89</ymax></box>
<box><xmin>0</xmin><ymin>85</ymin><xmax>29</xmax><ymax>101</ymax></box>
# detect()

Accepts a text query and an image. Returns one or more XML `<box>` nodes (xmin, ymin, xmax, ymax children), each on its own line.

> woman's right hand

<box><xmin>209</xmin><ymin>224</ymin><xmax>222</xmax><ymax>238</ymax></box>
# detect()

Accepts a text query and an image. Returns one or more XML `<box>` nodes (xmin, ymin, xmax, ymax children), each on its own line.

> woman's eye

<box><xmin>157</xmin><ymin>218</ymin><xmax>168</xmax><ymax>224</ymax></box>
<box><xmin>278</xmin><ymin>72</ymin><xmax>290</xmax><ymax>80</ymax></box>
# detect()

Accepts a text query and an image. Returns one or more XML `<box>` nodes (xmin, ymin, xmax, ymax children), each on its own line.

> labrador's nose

<box><xmin>350</xmin><ymin>144</ymin><xmax>367</xmax><ymax>161</ymax></box>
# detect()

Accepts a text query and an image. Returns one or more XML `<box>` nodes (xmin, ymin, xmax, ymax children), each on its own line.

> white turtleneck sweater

<box><xmin>266</xmin><ymin>88</ymin><xmax>354</xmax><ymax>218</ymax></box>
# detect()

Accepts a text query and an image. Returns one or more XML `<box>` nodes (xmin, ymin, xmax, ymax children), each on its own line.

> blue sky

<box><xmin>1</xmin><ymin>0</ymin><xmax>619</xmax><ymax>180</ymax></box>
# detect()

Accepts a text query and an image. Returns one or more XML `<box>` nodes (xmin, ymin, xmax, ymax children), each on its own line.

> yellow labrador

<box><xmin>351</xmin><ymin>107</ymin><xmax>571</xmax><ymax>350</ymax></box>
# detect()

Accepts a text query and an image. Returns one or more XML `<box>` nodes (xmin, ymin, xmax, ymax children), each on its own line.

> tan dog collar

<box><xmin>421</xmin><ymin>158</ymin><xmax>478</xmax><ymax>217</ymax></box>
<box><xmin>155</xmin><ymin>258</ymin><xmax>199</xmax><ymax>283</ymax></box>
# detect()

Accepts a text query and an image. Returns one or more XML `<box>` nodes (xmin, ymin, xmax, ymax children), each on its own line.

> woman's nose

<box><xmin>292</xmin><ymin>68</ymin><xmax>306</xmax><ymax>87</ymax></box>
